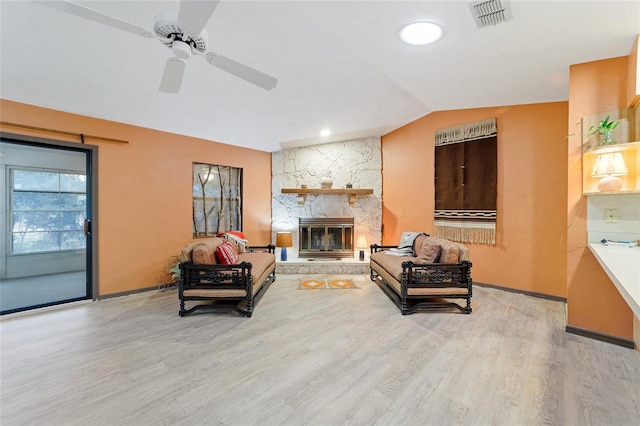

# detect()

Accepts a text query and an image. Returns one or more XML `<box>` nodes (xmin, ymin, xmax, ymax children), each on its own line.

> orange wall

<box><xmin>1</xmin><ymin>99</ymin><xmax>272</xmax><ymax>296</ymax></box>
<box><xmin>382</xmin><ymin>102</ymin><xmax>568</xmax><ymax>297</ymax></box>
<box><xmin>567</xmin><ymin>57</ymin><xmax>633</xmax><ymax>339</ymax></box>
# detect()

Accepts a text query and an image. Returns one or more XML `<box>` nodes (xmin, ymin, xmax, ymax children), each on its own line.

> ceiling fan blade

<box><xmin>177</xmin><ymin>0</ymin><xmax>220</xmax><ymax>37</ymax></box>
<box><xmin>159</xmin><ymin>57</ymin><xmax>186</xmax><ymax>93</ymax></box>
<box><xmin>206</xmin><ymin>53</ymin><xmax>277</xmax><ymax>91</ymax></box>
<box><xmin>32</xmin><ymin>1</ymin><xmax>153</xmax><ymax>38</ymax></box>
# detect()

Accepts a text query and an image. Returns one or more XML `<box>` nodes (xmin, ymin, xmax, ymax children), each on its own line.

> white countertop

<box><xmin>588</xmin><ymin>243</ymin><xmax>640</xmax><ymax>319</ymax></box>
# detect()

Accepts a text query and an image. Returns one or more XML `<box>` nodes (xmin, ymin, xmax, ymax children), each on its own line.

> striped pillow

<box><xmin>215</xmin><ymin>241</ymin><xmax>239</xmax><ymax>264</ymax></box>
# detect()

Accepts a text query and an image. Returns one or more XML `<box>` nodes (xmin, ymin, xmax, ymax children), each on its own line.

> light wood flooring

<box><xmin>1</xmin><ymin>274</ymin><xmax>639</xmax><ymax>425</ymax></box>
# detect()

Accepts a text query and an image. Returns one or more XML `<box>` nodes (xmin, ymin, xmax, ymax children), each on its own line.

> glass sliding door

<box><xmin>0</xmin><ymin>140</ymin><xmax>93</xmax><ymax>314</ymax></box>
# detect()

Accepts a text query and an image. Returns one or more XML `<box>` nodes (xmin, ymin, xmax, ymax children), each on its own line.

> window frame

<box><xmin>192</xmin><ymin>162</ymin><xmax>243</xmax><ymax>238</ymax></box>
<box><xmin>8</xmin><ymin>166</ymin><xmax>87</xmax><ymax>256</ymax></box>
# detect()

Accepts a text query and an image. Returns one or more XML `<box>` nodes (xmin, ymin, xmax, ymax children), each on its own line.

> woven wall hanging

<box><xmin>434</xmin><ymin>118</ymin><xmax>497</xmax><ymax>245</ymax></box>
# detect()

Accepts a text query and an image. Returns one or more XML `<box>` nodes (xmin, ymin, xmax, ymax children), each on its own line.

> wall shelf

<box><xmin>281</xmin><ymin>188</ymin><xmax>373</xmax><ymax>206</ymax></box>
<box><xmin>584</xmin><ymin>140</ymin><xmax>640</xmax><ymax>154</ymax></box>
<box><xmin>585</xmin><ymin>190</ymin><xmax>640</xmax><ymax>196</ymax></box>
<box><xmin>582</xmin><ymin>107</ymin><xmax>639</xmax><ymax>195</ymax></box>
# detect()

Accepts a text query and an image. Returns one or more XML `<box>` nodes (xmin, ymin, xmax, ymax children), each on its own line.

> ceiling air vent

<box><xmin>469</xmin><ymin>0</ymin><xmax>513</xmax><ymax>29</ymax></box>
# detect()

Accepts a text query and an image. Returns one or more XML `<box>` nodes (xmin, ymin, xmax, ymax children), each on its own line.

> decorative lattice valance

<box><xmin>435</xmin><ymin>118</ymin><xmax>497</xmax><ymax>146</ymax></box>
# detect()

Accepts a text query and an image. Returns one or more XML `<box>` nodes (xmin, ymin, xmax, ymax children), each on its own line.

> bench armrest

<box><xmin>400</xmin><ymin>260</ymin><xmax>472</xmax><ymax>289</ymax></box>
<box><xmin>179</xmin><ymin>261</ymin><xmax>253</xmax><ymax>291</ymax></box>
<box><xmin>247</xmin><ymin>244</ymin><xmax>275</xmax><ymax>254</ymax></box>
<box><xmin>370</xmin><ymin>244</ymin><xmax>398</xmax><ymax>253</ymax></box>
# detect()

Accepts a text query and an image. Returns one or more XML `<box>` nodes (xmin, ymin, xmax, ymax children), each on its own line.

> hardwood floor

<box><xmin>1</xmin><ymin>274</ymin><xmax>639</xmax><ymax>425</ymax></box>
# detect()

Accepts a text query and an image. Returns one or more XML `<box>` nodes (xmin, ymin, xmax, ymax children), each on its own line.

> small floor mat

<box><xmin>298</xmin><ymin>278</ymin><xmax>359</xmax><ymax>290</ymax></box>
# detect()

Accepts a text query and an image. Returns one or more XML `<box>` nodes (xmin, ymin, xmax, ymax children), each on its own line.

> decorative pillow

<box><xmin>180</xmin><ymin>242</ymin><xmax>200</xmax><ymax>263</ymax></box>
<box><xmin>226</xmin><ymin>231</ymin><xmax>246</xmax><ymax>240</ymax></box>
<box><xmin>217</xmin><ymin>231</ymin><xmax>248</xmax><ymax>253</ymax></box>
<box><xmin>412</xmin><ymin>234</ymin><xmax>428</xmax><ymax>254</ymax></box>
<box><xmin>417</xmin><ymin>241</ymin><xmax>441</xmax><ymax>263</ymax></box>
<box><xmin>216</xmin><ymin>241</ymin><xmax>239</xmax><ymax>264</ymax></box>
<box><xmin>439</xmin><ymin>242</ymin><xmax>460</xmax><ymax>264</ymax></box>
<box><xmin>458</xmin><ymin>245</ymin><xmax>470</xmax><ymax>262</ymax></box>
<box><xmin>192</xmin><ymin>243</ymin><xmax>217</xmax><ymax>265</ymax></box>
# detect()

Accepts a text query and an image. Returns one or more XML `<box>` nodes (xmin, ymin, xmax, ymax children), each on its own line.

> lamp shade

<box><xmin>592</xmin><ymin>152</ymin><xmax>628</xmax><ymax>192</ymax></box>
<box><xmin>275</xmin><ymin>232</ymin><xmax>293</xmax><ymax>248</ymax></box>
<box><xmin>592</xmin><ymin>152</ymin><xmax>628</xmax><ymax>177</ymax></box>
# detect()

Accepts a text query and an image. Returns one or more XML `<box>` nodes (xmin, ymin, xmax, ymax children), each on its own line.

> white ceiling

<box><xmin>1</xmin><ymin>1</ymin><xmax>639</xmax><ymax>152</ymax></box>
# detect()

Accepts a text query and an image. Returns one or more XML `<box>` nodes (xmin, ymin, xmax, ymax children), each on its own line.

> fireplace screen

<box><xmin>299</xmin><ymin>218</ymin><xmax>354</xmax><ymax>258</ymax></box>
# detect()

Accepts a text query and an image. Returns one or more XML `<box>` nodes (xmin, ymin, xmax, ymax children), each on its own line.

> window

<box><xmin>192</xmin><ymin>163</ymin><xmax>242</xmax><ymax>237</ymax></box>
<box><xmin>10</xmin><ymin>168</ymin><xmax>86</xmax><ymax>254</ymax></box>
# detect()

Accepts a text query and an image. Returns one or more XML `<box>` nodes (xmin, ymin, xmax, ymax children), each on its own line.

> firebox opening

<box><xmin>298</xmin><ymin>217</ymin><xmax>354</xmax><ymax>258</ymax></box>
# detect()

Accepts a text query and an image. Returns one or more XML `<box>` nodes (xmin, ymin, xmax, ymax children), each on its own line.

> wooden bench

<box><xmin>369</xmin><ymin>234</ymin><xmax>472</xmax><ymax>314</ymax></box>
<box><xmin>178</xmin><ymin>237</ymin><xmax>276</xmax><ymax>317</ymax></box>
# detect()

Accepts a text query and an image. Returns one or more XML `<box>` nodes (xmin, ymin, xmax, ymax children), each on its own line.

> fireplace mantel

<box><xmin>281</xmin><ymin>188</ymin><xmax>373</xmax><ymax>206</ymax></box>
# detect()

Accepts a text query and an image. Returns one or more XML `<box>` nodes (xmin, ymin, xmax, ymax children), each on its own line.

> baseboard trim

<box><xmin>474</xmin><ymin>281</ymin><xmax>567</xmax><ymax>303</ymax></box>
<box><xmin>0</xmin><ymin>299</ymin><xmax>92</xmax><ymax>319</ymax></box>
<box><xmin>566</xmin><ymin>325</ymin><xmax>636</xmax><ymax>349</ymax></box>
<box><xmin>98</xmin><ymin>285</ymin><xmax>160</xmax><ymax>300</ymax></box>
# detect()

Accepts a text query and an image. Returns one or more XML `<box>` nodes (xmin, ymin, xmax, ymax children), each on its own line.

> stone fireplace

<box><xmin>299</xmin><ymin>217</ymin><xmax>354</xmax><ymax>258</ymax></box>
<box><xmin>271</xmin><ymin>136</ymin><xmax>382</xmax><ymax>262</ymax></box>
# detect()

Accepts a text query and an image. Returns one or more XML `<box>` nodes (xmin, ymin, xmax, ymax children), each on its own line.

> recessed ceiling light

<box><xmin>399</xmin><ymin>20</ymin><xmax>444</xmax><ymax>45</ymax></box>
<box><xmin>320</xmin><ymin>129</ymin><xmax>331</xmax><ymax>138</ymax></box>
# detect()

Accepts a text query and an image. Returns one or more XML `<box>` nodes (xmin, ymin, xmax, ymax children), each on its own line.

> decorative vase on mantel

<box><xmin>321</xmin><ymin>177</ymin><xmax>333</xmax><ymax>189</ymax></box>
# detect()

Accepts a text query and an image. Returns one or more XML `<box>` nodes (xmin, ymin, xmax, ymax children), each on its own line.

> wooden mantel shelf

<box><xmin>281</xmin><ymin>188</ymin><xmax>373</xmax><ymax>206</ymax></box>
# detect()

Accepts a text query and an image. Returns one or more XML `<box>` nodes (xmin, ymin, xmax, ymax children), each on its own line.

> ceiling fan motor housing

<box><xmin>153</xmin><ymin>11</ymin><xmax>208</xmax><ymax>55</ymax></box>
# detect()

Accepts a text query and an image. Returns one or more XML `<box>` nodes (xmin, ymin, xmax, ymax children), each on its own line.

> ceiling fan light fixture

<box><xmin>399</xmin><ymin>20</ymin><xmax>444</xmax><ymax>45</ymax></box>
<box><xmin>171</xmin><ymin>40</ymin><xmax>192</xmax><ymax>59</ymax></box>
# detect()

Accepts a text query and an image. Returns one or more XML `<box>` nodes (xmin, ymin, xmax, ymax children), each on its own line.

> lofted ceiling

<box><xmin>1</xmin><ymin>1</ymin><xmax>639</xmax><ymax>152</ymax></box>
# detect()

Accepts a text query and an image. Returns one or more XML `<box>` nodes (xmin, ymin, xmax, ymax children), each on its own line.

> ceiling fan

<box><xmin>32</xmin><ymin>0</ymin><xmax>278</xmax><ymax>93</ymax></box>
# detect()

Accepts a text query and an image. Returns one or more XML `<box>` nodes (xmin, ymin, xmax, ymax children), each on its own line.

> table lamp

<box><xmin>275</xmin><ymin>232</ymin><xmax>293</xmax><ymax>261</ymax></box>
<box><xmin>592</xmin><ymin>152</ymin><xmax>628</xmax><ymax>192</ymax></box>
<box><xmin>356</xmin><ymin>235</ymin><xmax>368</xmax><ymax>261</ymax></box>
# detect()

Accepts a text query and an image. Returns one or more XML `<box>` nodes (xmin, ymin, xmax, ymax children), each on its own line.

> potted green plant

<box><xmin>168</xmin><ymin>261</ymin><xmax>181</xmax><ymax>282</ymax></box>
<box><xmin>589</xmin><ymin>116</ymin><xmax>619</xmax><ymax>146</ymax></box>
<box><xmin>156</xmin><ymin>254</ymin><xmax>182</xmax><ymax>291</ymax></box>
